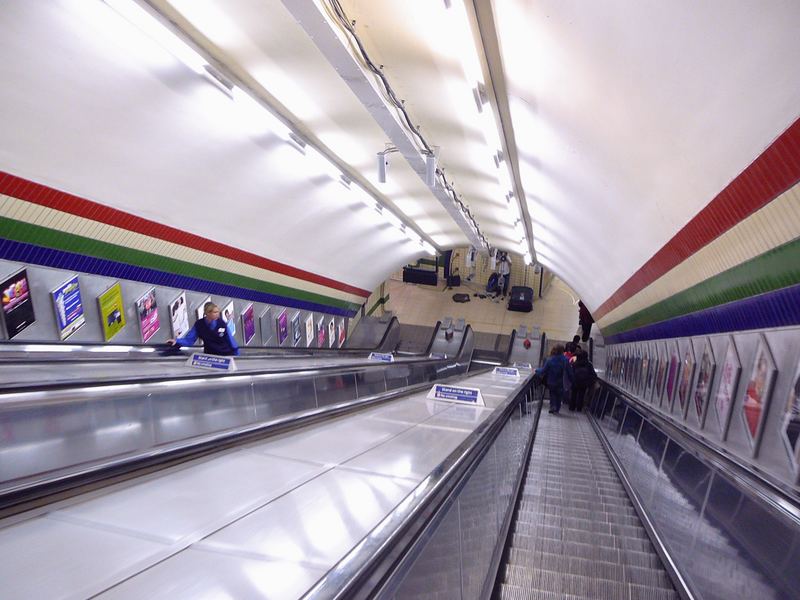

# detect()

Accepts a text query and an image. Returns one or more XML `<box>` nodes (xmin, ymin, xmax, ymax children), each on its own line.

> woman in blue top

<box><xmin>536</xmin><ymin>344</ymin><xmax>573</xmax><ymax>414</ymax></box>
<box><xmin>167</xmin><ymin>301</ymin><xmax>239</xmax><ymax>356</ymax></box>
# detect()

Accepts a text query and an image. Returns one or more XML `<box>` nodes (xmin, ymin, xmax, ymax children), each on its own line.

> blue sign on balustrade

<box><xmin>368</xmin><ymin>352</ymin><xmax>395</xmax><ymax>363</ymax></box>
<box><xmin>187</xmin><ymin>353</ymin><xmax>237</xmax><ymax>372</ymax></box>
<box><xmin>427</xmin><ymin>384</ymin><xmax>484</xmax><ymax>405</ymax></box>
<box><xmin>493</xmin><ymin>366</ymin><xmax>520</xmax><ymax>378</ymax></box>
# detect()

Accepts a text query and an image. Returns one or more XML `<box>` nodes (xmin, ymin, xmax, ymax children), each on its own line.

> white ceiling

<box><xmin>1</xmin><ymin>1</ymin><xmax>799</xmax><ymax>303</ymax></box>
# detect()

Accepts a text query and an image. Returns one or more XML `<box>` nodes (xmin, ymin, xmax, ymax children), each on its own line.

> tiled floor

<box><xmin>385</xmin><ymin>276</ymin><xmax>583</xmax><ymax>341</ymax></box>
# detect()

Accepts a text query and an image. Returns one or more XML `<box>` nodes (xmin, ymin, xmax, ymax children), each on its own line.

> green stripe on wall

<box><xmin>603</xmin><ymin>236</ymin><xmax>800</xmax><ymax>337</ymax></box>
<box><xmin>366</xmin><ymin>294</ymin><xmax>390</xmax><ymax>316</ymax></box>
<box><xmin>0</xmin><ymin>216</ymin><xmax>360</xmax><ymax>312</ymax></box>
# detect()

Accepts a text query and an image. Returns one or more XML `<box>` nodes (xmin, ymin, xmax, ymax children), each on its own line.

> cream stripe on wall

<box><xmin>0</xmin><ymin>194</ymin><xmax>363</xmax><ymax>305</ymax></box>
<box><xmin>598</xmin><ymin>182</ymin><xmax>800</xmax><ymax>328</ymax></box>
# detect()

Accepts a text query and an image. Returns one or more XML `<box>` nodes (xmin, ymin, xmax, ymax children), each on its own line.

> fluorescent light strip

<box><xmin>104</xmin><ymin>0</ymin><xmax>208</xmax><ymax>74</ymax></box>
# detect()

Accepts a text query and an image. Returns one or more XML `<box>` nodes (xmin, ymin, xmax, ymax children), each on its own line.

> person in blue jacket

<box><xmin>167</xmin><ymin>301</ymin><xmax>239</xmax><ymax>356</ymax></box>
<box><xmin>536</xmin><ymin>344</ymin><xmax>573</xmax><ymax>414</ymax></box>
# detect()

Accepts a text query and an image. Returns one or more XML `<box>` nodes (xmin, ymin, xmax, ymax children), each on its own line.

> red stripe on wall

<box><xmin>0</xmin><ymin>171</ymin><xmax>371</xmax><ymax>298</ymax></box>
<box><xmin>594</xmin><ymin>117</ymin><xmax>800</xmax><ymax>321</ymax></box>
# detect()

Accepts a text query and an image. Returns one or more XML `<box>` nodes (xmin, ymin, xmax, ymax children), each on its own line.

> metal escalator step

<box><xmin>510</xmin><ymin>534</ymin><xmax>625</xmax><ymax>565</ymax></box>
<box><xmin>513</xmin><ymin>513</ymin><xmax>651</xmax><ymax>542</ymax></box>
<box><xmin>498</xmin><ymin>583</ymin><xmax>584</xmax><ymax>600</ymax></box>
<box><xmin>506</xmin><ymin>547</ymin><xmax>675</xmax><ymax>591</ymax></box>
<box><xmin>507</xmin><ymin>548</ymin><xmax>626</xmax><ymax>581</ymax></box>
<box><xmin>505</xmin><ymin>564</ymin><xmax>631</xmax><ymax>597</ymax></box>
<box><xmin>519</xmin><ymin>496</ymin><xmax>637</xmax><ymax>514</ymax></box>
<box><xmin>629</xmin><ymin>584</ymin><xmax>681</xmax><ymax>600</ymax></box>
<box><xmin>517</xmin><ymin>502</ymin><xmax>642</xmax><ymax>526</ymax></box>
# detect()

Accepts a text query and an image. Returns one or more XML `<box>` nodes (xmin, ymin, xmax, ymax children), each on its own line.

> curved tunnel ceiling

<box><xmin>1</xmin><ymin>1</ymin><xmax>799</xmax><ymax>308</ymax></box>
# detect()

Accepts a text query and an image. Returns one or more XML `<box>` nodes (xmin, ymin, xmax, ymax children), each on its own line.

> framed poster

<box><xmin>291</xmin><ymin>312</ymin><xmax>301</xmax><ymax>346</ymax></box>
<box><xmin>781</xmin><ymin>362</ymin><xmax>800</xmax><ymax>469</ymax></box>
<box><xmin>337</xmin><ymin>319</ymin><xmax>346</xmax><ymax>347</ymax></box>
<box><xmin>328</xmin><ymin>318</ymin><xmax>336</xmax><ymax>348</ymax></box>
<box><xmin>664</xmin><ymin>341</ymin><xmax>680</xmax><ymax>409</ymax></box>
<box><xmin>715</xmin><ymin>337</ymin><xmax>741</xmax><ymax>440</ymax></box>
<box><xmin>741</xmin><ymin>335</ymin><xmax>777</xmax><ymax>452</ymax></box>
<box><xmin>221</xmin><ymin>301</ymin><xmax>236</xmax><ymax>336</ymax></box>
<box><xmin>51</xmin><ymin>275</ymin><xmax>85</xmax><ymax>341</ymax></box>
<box><xmin>677</xmin><ymin>342</ymin><xmax>696</xmax><ymax>417</ymax></box>
<box><xmin>276</xmin><ymin>309</ymin><xmax>288</xmax><ymax>345</ymax></box>
<box><xmin>640</xmin><ymin>347</ymin><xmax>650</xmax><ymax>399</ymax></box>
<box><xmin>169</xmin><ymin>292</ymin><xmax>190</xmax><ymax>338</ymax></box>
<box><xmin>241</xmin><ymin>303</ymin><xmax>256</xmax><ymax>345</ymax></box>
<box><xmin>654</xmin><ymin>343</ymin><xmax>669</xmax><ymax>406</ymax></box>
<box><xmin>316</xmin><ymin>316</ymin><xmax>326</xmax><ymax>347</ymax></box>
<box><xmin>259</xmin><ymin>307</ymin><xmax>274</xmax><ymax>345</ymax></box>
<box><xmin>196</xmin><ymin>296</ymin><xmax>211</xmax><ymax>321</ymax></box>
<box><xmin>1</xmin><ymin>269</ymin><xmax>35</xmax><ymax>339</ymax></box>
<box><xmin>644</xmin><ymin>344</ymin><xmax>657</xmax><ymax>402</ymax></box>
<box><xmin>304</xmin><ymin>314</ymin><xmax>314</xmax><ymax>347</ymax></box>
<box><xmin>136</xmin><ymin>288</ymin><xmax>160</xmax><ymax>343</ymax></box>
<box><xmin>693</xmin><ymin>340</ymin><xmax>716</xmax><ymax>424</ymax></box>
<box><xmin>98</xmin><ymin>282</ymin><xmax>126</xmax><ymax>341</ymax></box>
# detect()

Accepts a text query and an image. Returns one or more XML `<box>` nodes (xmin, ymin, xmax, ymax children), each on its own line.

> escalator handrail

<box><xmin>0</xmin><ymin>353</ymin><xmax>457</xmax><ymax>399</ymax></box>
<box><xmin>597</xmin><ymin>378</ymin><xmax>800</xmax><ymax>525</ymax></box>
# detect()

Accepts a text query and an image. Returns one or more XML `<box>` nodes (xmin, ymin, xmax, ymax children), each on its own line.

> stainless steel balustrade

<box><xmin>0</xmin><ymin>327</ymin><xmax>474</xmax><ymax>502</ymax></box>
<box><xmin>589</xmin><ymin>379</ymin><xmax>800</xmax><ymax>600</ymax></box>
<box><xmin>302</xmin><ymin>368</ymin><xmax>539</xmax><ymax>600</ymax></box>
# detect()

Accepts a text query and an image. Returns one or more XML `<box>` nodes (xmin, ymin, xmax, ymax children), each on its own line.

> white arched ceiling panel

<box><xmin>495</xmin><ymin>0</ymin><xmax>800</xmax><ymax>309</ymax></box>
<box><xmin>0</xmin><ymin>1</ymin><xmax>431</xmax><ymax>292</ymax></box>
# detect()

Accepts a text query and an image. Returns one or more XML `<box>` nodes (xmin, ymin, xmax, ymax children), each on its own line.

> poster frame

<box><xmin>677</xmin><ymin>340</ymin><xmax>696</xmax><ymax>419</ymax></box>
<box><xmin>50</xmin><ymin>275</ymin><xmax>85</xmax><ymax>341</ymax></box>
<box><xmin>241</xmin><ymin>303</ymin><xmax>256</xmax><ymax>345</ymax></box>
<box><xmin>304</xmin><ymin>314</ymin><xmax>314</xmax><ymax>347</ymax></box>
<box><xmin>196</xmin><ymin>296</ymin><xmax>211</xmax><ymax>321</ymax></box>
<box><xmin>168</xmin><ymin>292</ymin><xmax>191</xmax><ymax>339</ymax></box>
<box><xmin>0</xmin><ymin>268</ymin><xmax>36</xmax><ymax>340</ymax></box>
<box><xmin>221</xmin><ymin>300</ymin><xmax>236</xmax><ymax>336</ymax></box>
<box><xmin>135</xmin><ymin>287</ymin><xmax>160</xmax><ymax>343</ymax></box>
<box><xmin>97</xmin><ymin>281</ymin><xmax>126</xmax><ymax>342</ymax></box>
<box><xmin>291</xmin><ymin>312</ymin><xmax>301</xmax><ymax>347</ymax></box>
<box><xmin>276</xmin><ymin>309</ymin><xmax>288</xmax><ymax>346</ymax></box>
<box><xmin>328</xmin><ymin>318</ymin><xmax>336</xmax><ymax>348</ymax></box>
<box><xmin>715</xmin><ymin>336</ymin><xmax>742</xmax><ymax>442</ymax></box>
<box><xmin>780</xmin><ymin>361</ymin><xmax>800</xmax><ymax>473</ymax></box>
<box><xmin>693</xmin><ymin>338</ymin><xmax>716</xmax><ymax>427</ymax></box>
<box><xmin>740</xmin><ymin>334</ymin><xmax>777</xmax><ymax>456</ymax></box>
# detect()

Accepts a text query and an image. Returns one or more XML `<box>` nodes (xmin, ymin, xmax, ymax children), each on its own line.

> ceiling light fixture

<box><xmin>103</xmin><ymin>0</ymin><xmax>208</xmax><ymax>75</ymax></box>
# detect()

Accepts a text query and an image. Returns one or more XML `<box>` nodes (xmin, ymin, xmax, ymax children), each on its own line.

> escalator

<box><xmin>496</xmin><ymin>411</ymin><xmax>679</xmax><ymax>599</ymax></box>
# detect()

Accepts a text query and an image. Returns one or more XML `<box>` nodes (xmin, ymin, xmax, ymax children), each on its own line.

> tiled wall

<box><xmin>596</xmin><ymin>118</ymin><xmax>800</xmax><ymax>344</ymax></box>
<box><xmin>0</xmin><ymin>171</ymin><xmax>368</xmax><ymax>323</ymax></box>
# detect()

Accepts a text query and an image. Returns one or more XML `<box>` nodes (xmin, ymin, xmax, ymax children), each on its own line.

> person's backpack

<box><xmin>574</xmin><ymin>362</ymin><xmax>597</xmax><ymax>387</ymax></box>
<box><xmin>486</xmin><ymin>272</ymin><xmax>499</xmax><ymax>293</ymax></box>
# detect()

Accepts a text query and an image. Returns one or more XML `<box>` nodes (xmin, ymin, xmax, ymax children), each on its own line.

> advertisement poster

<box><xmin>259</xmin><ymin>308</ymin><xmax>273</xmax><ymax>345</ymax></box>
<box><xmin>655</xmin><ymin>348</ymin><xmax>669</xmax><ymax>406</ymax></box>
<box><xmin>276</xmin><ymin>309</ymin><xmax>288</xmax><ymax>345</ymax></box>
<box><xmin>694</xmin><ymin>341</ymin><xmax>715</xmax><ymax>421</ymax></box>
<box><xmin>51</xmin><ymin>275</ymin><xmax>85</xmax><ymax>340</ymax></box>
<box><xmin>222</xmin><ymin>301</ymin><xmax>236</xmax><ymax>336</ymax></box>
<box><xmin>98</xmin><ymin>282</ymin><xmax>126</xmax><ymax>341</ymax></box>
<box><xmin>742</xmin><ymin>336</ymin><xmax>776</xmax><ymax>444</ymax></box>
<box><xmin>1</xmin><ymin>269</ymin><xmax>35</xmax><ymax>339</ymax></box>
<box><xmin>677</xmin><ymin>345</ymin><xmax>695</xmax><ymax>414</ymax></box>
<box><xmin>782</xmin><ymin>363</ymin><xmax>800</xmax><ymax>465</ymax></box>
<box><xmin>715</xmin><ymin>338</ymin><xmax>741</xmax><ymax>438</ymax></box>
<box><xmin>291</xmin><ymin>312</ymin><xmax>301</xmax><ymax>346</ymax></box>
<box><xmin>316</xmin><ymin>317</ymin><xmax>326</xmax><ymax>347</ymax></box>
<box><xmin>196</xmin><ymin>296</ymin><xmax>211</xmax><ymax>321</ymax></box>
<box><xmin>639</xmin><ymin>351</ymin><xmax>650</xmax><ymax>396</ymax></box>
<box><xmin>328</xmin><ymin>319</ymin><xmax>336</xmax><ymax>348</ymax></box>
<box><xmin>136</xmin><ymin>288</ymin><xmax>160</xmax><ymax>343</ymax></box>
<box><xmin>337</xmin><ymin>319</ymin><xmax>346</xmax><ymax>348</ymax></box>
<box><xmin>241</xmin><ymin>304</ymin><xmax>256</xmax><ymax>345</ymax></box>
<box><xmin>169</xmin><ymin>292</ymin><xmax>190</xmax><ymax>338</ymax></box>
<box><xmin>304</xmin><ymin>314</ymin><xmax>314</xmax><ymax>347</ymax></box>
<box><xmin>665</xmin><ymin>344</ymin><xmax>680</xmax><ymax>407</ymax></box>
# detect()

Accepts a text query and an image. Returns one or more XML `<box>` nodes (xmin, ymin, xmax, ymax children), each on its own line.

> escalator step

<box><xmin>516</xmin><ymin>502</ymin><xmax>642</xmax><ymax>526</ymax></box>
<box><xmin>513</xmin><ymin>513</ymin><xmax>651</xmax><ymax>541</ymax></box>
<box><xmin>499</xmin><ymin>582</ymin><xmax>679</xmax><ymax>600</ymax></box>
<box><xmin>510</xmin><ymin>534</ymin><xmax>663</xmax><ymax>568</ymax></box>
<box><xmin>504</xmin><ymin>564</ymin><xmax>631</xmax><ymax>597</ymax></box>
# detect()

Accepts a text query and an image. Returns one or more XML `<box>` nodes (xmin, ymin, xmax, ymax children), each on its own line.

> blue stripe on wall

<box><xmin>0</xmin><ymin>237</ymin><xmax>356</xmax><ymax>318</ymax></box>
<box><xmin>605</xmin><ymin>283</ymin><xmax>800</xmax><ymax>344</ymax></box>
